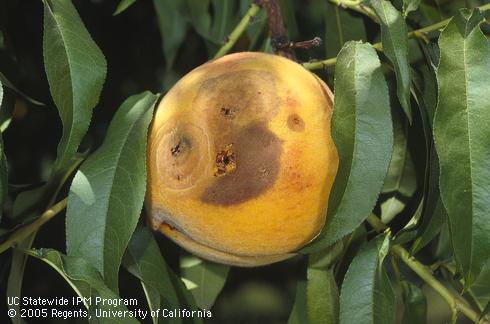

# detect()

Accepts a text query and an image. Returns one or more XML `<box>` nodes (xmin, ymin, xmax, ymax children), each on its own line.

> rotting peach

<box><xmin>145</xmin><ymin>52</ymin><xmax>338</xmax><ymax>267</ymax></box>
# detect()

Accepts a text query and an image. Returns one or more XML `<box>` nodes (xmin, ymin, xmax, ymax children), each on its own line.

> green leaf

<box><xmin>325</xmin><ymin>2</ymin><xmax>367</xmax><ymax>58</ymax></box>
<box><xmin>123</xmin><ymin>226</ymin><xmax>188</xmax><ymax>324</ymax></box>
<box><xmin>43</xmin><ymin>0</ymin><xmax>107</xmax><ymax>171</ymax></box>
<box><xmin>370</xmin><ymin>0</ymin><xmax>412</xmax><ymax>123</ymax></box>
<box><xmin>140</xmin><ymin>285</ymin><xmax>160</xmax><ymax>324</ymax></box>
<box><xmin>418</xmin><ymin>3</ymin><xmax>441</xmax><ymax>24</ymax></box>
<box><xmin>307</xmin><ymin>244</ymin><xmax>343</xmax><ymax>324</ymax></box>
<box><xmin>167</xmin><ymin>276</ymin><xmax>204</xmax><ymax>324</ymax></box>
<box><xmin>261</xmin><ymin>36</ymin><xmax>274</xmax><ymax>54</ymax></box>
<box><xmin>210</xmin><ymin>0</ymin><xmax>237</xmax><ymax>45</ymax></box>
<box><xmin>339</xmin><ymin>235</ymin><xmax>396</xmax><ymax>324</ymax></box>
<box><xmin>180</xmin><ymin>256</ymin><xmax>230</xmax><ymax>310</ymax></box>
<box><xmin>123</xmin><ymin>225</ymin><xmax>180</xmax><ymax>313</ymax></box>
<box><xmin>411</xmin><ymin>197</ymin><xmax>446</xmax><ymax>253</ymax></box>
<box><xmin>402</xmin><ymin>0</ymin><xmax>421</xmax><ymax>17</ymax></box>
<box><xmin>409</xmin><ymin>135</ymin><xmax>446</xmax><ymax>250</ymax></box>
<box><xmin>380</xmin><ymin>197</ymin><xmax>405</xmax><ymax>224</ymax></box>
<box><xmin>401</xmin><ymin>281</ymin><xmax>426</xmax><ymax>324</ymax></box>
<box><xmin>417</xmin><ymin>43</ymin><xmax>439</xmax><ymax>123</ymax></box>
<box><xmin>380</xmin><ymin>110</ymin><xmax>416</xmax><ymax>223</ymax></box>
<box><xmin>0</xmin><ymin>87</ymin><xmax>15</xmax><ymax>132</ymax></box>
<box><xmin>307</xmin><ymin>270</ymin><xmax>338</xmax><ymax>324</ymax></box>
<box><xmin>186</xmin><ymin>0</ymin><xmax>240</xmax><ymax>53</ymax></box>
<box><xmin>409</xmin><ymin>69</ymin><xmax>446</xmax><ymax>254</ymax></box>
<box><xmin>0</xmin><ymin>80</ymin><xmax>7</xmax><ymax>222</ymax></box>
<box><xmin>288</xmin><ymin>280</ymin><xmax>308</xmax><ymax>324</ymax></box>
<box><xmin>279</xmin><ymin>0</ymin><xmax>299</xmax><ymax>40</ymax></box>
<box><xmin>434</xmin><ymin>222</ymin><xmax>453</xmax><ymax>260</ymax></box>
<box><xmin>382</xmin><ymin>112</ymin><xmax>415</xmax><ymax>197</ymax></box>
<box><xmin>11</xmin><ymin>186</ymin><xmax>49</xmax><ymax>222</ymax></box>
<box><xmin>23</xmin><ymin>248</ymin><xmax>139</xmax><ymax>323</ymax></box>
<box><xmin>186</xmin><ymin>0</ymin><xmax>212</xmax><ymax>40</ymax></box>
<box><xmin>433</xmin><ymin>9</ymin><xmax>490</xmax><ymax>286</ymax></box>
<box><xmin>334</xmin><ymin>226</ymin><xmax>368</xmax><ymax>284</ymax></box>
<box><xmin>66</xmin><ymin>92</ymin><xmax>158</xmax><ymax>292</ymax></box>
<box><xmin>124</xmin><ymin>228</ymin><xmax>203</xmax><ymax>323</ymax></box>
<box><xmin>240</xmin><ymin>0</ymin><xmax>267</xmax><ymax>50</ymax></box>
<box><xmin>113</xmin><ymin>0</ymin><xmax>137</xmax><ymax>15</ymax></box>
<box><xmin>153</xmin><ymin>0</ymin><xmax>188</xmax><ymax>69</ymax></box>
<box><xmin>302</xmin><ymin>41</ymin><xmax>393</xmax><ymax>252</ymax></box>
<box><xmin>0</xmin><ymin>78</ymin><xmax>3</xmax><ymax>106</ymax></box>
<box><xmin>309</xmin><ymin>241</ymin><xmax>345</xmax><ymax>270</ymax></box>
<box><xmin>5</xmin><ymin>154</ymin><xmax>85</xmax><ymax>314</ymax></box>
<box><xmin>11</xmin><ymin>154</ymin><xmax>85</xmax><ymax>222</ymax></box>
<box><xmin>483</xmin><ymin>303</ymin><xmax>490</xmax><ymax>319</ymax></box>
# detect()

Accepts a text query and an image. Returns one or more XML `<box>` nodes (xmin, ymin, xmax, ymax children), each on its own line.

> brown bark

<box><xmin>255</xmin><ymin>0</ymin><xmax>323</xmax><ymax>61</ymax></box>
<box><xmin>255</xmin><ymin>0</ymin><xmax>296</xmax><ymax>60</ymax></box>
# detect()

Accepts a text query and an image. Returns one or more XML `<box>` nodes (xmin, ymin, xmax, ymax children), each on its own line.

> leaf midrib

<box><xmin>462</xmin><ymin>19</ymin><xmax>475</xmax><ymax>274</ymax></box>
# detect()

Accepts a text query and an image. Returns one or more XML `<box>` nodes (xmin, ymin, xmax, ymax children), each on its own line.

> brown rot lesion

<box><xmin>214</xmin><ymin>144</ymin><xmax>237</xmax><ymax>177</ymax></box>
<box><xmin>201</xmin><ymin>122</ymin><xmax>282</xmax><ymax>206</ymax></box>
<box><xmin>287</xmin><ymin>113</ymin><xmax>305</xmax><ymax>132</ymax></box>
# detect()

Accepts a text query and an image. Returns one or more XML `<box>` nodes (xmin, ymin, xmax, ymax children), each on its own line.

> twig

<box><xmin>365</xmin><ymin>213</ymin><xmax>487</xmax><ymax>323</ymax></box>
<box><xmin>302</xmin><ymin>2</ymin><xmax>490</xmax><ymax>70</ymax></box>
<box><xmin>214</xmin><ymin>0</ymin><xmax>322</xmax><ymax>59</ymax></box>
<box><xmin>0</xmin><ymin>198</ymin><xmax>68</xmax><ymax>254</ymax></box>
<box><xmin>255</xmin><ymin>0</ymin><xmax>296</xmax><ymax>59</ymax></box>
<box><xmin>440</xmin><ymin>262</ymin><xmax>488</xmax><ymax>314</ymax></box>
<box><xmin>277</xmin><ymin>37</ymin><xmax>323</xmax><ymax>50</ymax></box>
<box><xmin>366</xmin><ymin>213</ymin><xmax>388</xmax><ymax>232</ymax></box>
<box><xmin>213</xmin><ymin>3</ymin><xmax>261</xmax><ymax>59</ymax></box>
<box><xmin>392</xmin><ymin>245</ymin><xmax>488</xmax><ymax>323</ymax></box>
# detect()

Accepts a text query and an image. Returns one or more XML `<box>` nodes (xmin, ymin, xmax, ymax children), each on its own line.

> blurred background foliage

<box><xmin>0</xmin><ymin>0</ymin><xmax>488</xmax><ymax>323</ymax></box>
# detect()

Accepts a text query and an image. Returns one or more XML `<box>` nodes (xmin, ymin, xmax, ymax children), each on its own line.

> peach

<box><xmin>145</xmin><ymin>52</ymin><xmax>338</xmax><ymax>266</ymax></box>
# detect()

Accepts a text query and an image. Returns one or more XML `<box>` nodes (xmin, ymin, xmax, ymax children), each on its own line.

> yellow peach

<box><xmin>145</xmin><ymin>52</ymin><xmax>338</xmax><ymax>266</ymax></box>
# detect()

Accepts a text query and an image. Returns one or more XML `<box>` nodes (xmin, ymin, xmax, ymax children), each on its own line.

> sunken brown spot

<box><xmin>220</xmin><ymin>107</ymin><xmax>236</xmax><ymax>119</ymax></box>
<box><xmin>166</xmin><ymin>135</ymin><xmax>192</xmax><ymax>182</ymax></box>
<box><xmin>201</xmin><ymin>122</ymin><xmax>283</xmax><ymax>205</ymax></box>
<box><xmin>287</xmin><ymin>113</ymin><xmax>305</xmax><ymax>132</ymax></box>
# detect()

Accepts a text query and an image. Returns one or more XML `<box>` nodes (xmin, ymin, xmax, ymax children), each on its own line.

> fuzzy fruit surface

<box><xmin>145</xmin><ymin>52</ymin><xmax>338</xmax><ymax>266</ymax></box>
